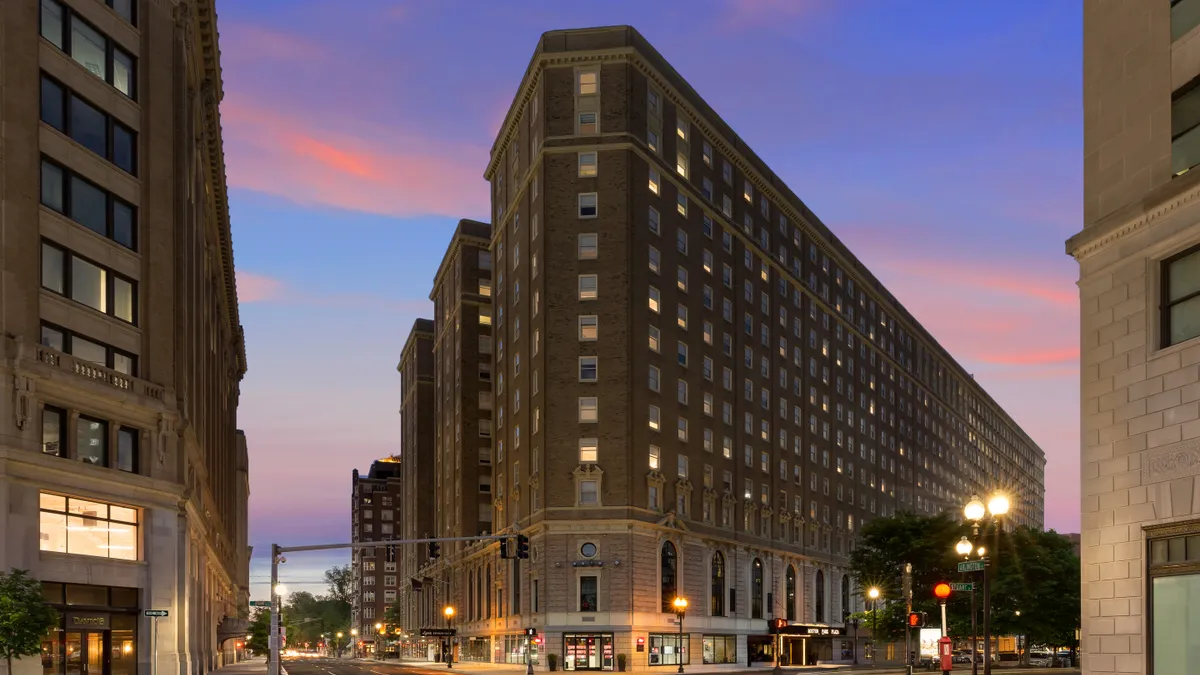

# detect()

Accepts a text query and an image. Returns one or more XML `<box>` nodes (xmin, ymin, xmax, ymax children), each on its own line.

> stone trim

<box><xmin>1143</xmin><ymin>438</ymin><xmax>1200</xmax><ymax>483</ymax></box>
<box><xmin>1069</xmin><ymin>175</ymin><xmax>1200</xmax><ymax>263</ymax></box>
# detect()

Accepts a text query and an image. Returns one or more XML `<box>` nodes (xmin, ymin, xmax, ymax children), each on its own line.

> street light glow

<box><xmin>956</xmin><ymin>536</ymin><xmax>973</xmax><ymax>556</ymax></box>
<box><xmin>867</xmin><ymin>587</ymin><xmax>880</xmax><ymax>600</ymax></box>
<box><xmin>964</xmin><ymin>495</ymin><xmax>986</xmax><ymax>521</ymax></box>
<box><xmin>375</xmin><ymin>622</ymin><xmax>383</xmax><ymax>630</ymax></box>
<box><xmin>987</xmin><ymin>493</ymin><xmax>1010</xmax><ymax>517</ymax></box>
<box><xmin>351</xmin><ymin>629</ymin><xmax>358</xmax><ymax>636</ymax></box>
<box><xmin>444</xmin><ymin>605</ymin><xmax>455</xmax><ymax>618</ymax></box>
<box><xmin>673</xmin><ymin>596</ymin><xmax>688</xmax><ymax>611</ymax></box>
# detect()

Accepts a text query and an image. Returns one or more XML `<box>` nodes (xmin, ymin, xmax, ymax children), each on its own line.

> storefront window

<box><xmin>649</xmin><ymin>634</ymin><xmax>689</xmax><ymax>666</ymax></box>
<box><xmin>702</xmin><ymin>635</ymin><xmax>737</xmax><ymax>664</ymax></box>
<box><xmin>503</xmin><ymin>634</ymin><xmax>539</xmax><ymax>664</ymax></box>
<box><xmin>563</xmin><ymin>634</ymin><xmax>613</xmax><ymax>671</ymax></box>
<box><xmin>110</xmin><ymin>615</ymin><xmax>136</xmax><ymax>675</ymax></box>
<box><xmin>39</xmin><ymin>492</ymin><xmax>138</xmax><ymax>561</ymax></box>
<box><xmin>40</xmin><ymin>582</ymin><xmax>138</xmax><ymax>675</ymax></box>
<box><xmin>1149</xmin><ymin>524</ymin><xmax>1200</xmax><ymax>675</ymax></box>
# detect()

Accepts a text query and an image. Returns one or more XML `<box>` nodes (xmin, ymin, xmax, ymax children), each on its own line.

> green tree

<box><xmin>247</xmin><ymin>609</ymin><xmax>270</xmax><ymax>653</ymax></box>
<box><xmin>324</xmin><ymin>565</ymin><xmax>353</xmax><ymax>605</ymax></box>
<box><xmin>0</xmin><ymin>569</ymin><xmax>59</xmax><ymax>675</ymax></box>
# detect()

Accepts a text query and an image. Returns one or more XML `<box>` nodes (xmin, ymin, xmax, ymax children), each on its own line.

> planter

<box><xmin>617</xmin><ymin>654</ymin><xmax>627</xmax><ymax>672</ymax></box>
<box><xmin>548</xmin><ymin>654</ymin><xmax>558</xmax><ymax>672</ymax></box>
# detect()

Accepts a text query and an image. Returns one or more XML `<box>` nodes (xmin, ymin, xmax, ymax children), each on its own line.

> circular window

<box><xmin>580</xmin><ymin>542</ymin><xmax>598</xmax><ymax>558</ymax></box>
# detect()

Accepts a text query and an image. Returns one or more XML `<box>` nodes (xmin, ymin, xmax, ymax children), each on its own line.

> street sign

<box><xmin>949</xmin><ymin>583</ymin><xmax>975</xmax><ymax>591</ymax></box>
<box><xmin>957</xmin><ymin>560</ymin><xmax>986</xmax><ymax>573</ymax></box>
<box><xmin>249</xmin><ymin>601</ymin><xmax>272</xmax><ymax>607</ymax></box>
<box><xmin>144</xmin><ymin>610</ymin><xmax>169</xmax><ymax>617</ymax></box>
<box><xmin>420</xmin><ymin>628</ymin><xmax>457</xmax><ymax>637</ymax></box>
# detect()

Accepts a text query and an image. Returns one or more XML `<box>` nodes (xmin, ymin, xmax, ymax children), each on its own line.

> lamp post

<box><xmin>955</xmin><ymin>536</ymin><xmax>978</xmax><ymax>675</ymax></box>
<box><xmin>336</xmin><ymin>632</ymin><xmax>344</xmax><ymax>659</ymax></box>
<box><xmin>964</xmin><ymin>492</ymin><xmax>1008</xmax><ymax>675</ymax></box>
<box><xmin>672</xmin><ymin>597</ymin><xmax>688</xmax><ymax>674</ymax></box>
<box><xmin>443</xmin><ymin>606</ymin><xmax>456</xmax><ymax>669</ymax></box>
<box><xmin>351</xmin><ymin>629</ymin><xmax>358</xmax><ymax>659</ymax></box>
<box><xmin>377</xmin><ymin>625</ymin><xmax>385</xmax><ymax>661</ymax></box>
<box><xmin>866</xmin><ymin>587</ymin><xmax>880</xmax><ymax>668</ymax></box>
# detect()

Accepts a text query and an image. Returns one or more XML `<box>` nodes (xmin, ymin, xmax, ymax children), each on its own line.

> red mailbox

<box><xmin>938</xmin><ymin>637</ymin><xmax>953</xmax><ymax>672</ymax></box>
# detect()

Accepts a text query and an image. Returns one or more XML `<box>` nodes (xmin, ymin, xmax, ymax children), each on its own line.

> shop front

<box><xmin>774</xmin><ymin>623</ymin><xmax>846</xmax><ymax>666</ymax></box>
<box><xmin>40</xmin><ymin>583</ymin><xmax>139</xmax><ymax>675</ymax></box>
<box><xmin>562</xmin><ymin>633</ymin><xmax>614</xmax><ymax>671</ymax></box>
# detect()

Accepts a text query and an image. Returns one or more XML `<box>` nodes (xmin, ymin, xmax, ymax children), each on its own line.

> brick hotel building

<box><xmin>0</xmin><ymin>1</ymin><xmax>250</xmax><ymax>674</ymax></box>
<box><xmin>378</xmin><ymin>26</ymin><xmax>1046</xmax><ymax>669</ymax></box>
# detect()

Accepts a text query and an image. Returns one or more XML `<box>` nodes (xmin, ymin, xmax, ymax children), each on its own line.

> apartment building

<box><xmin>1068</xmin><ymin>2</ymin><xmax>1200</xmax><ymax>674</ymax></box>
<box><xmin>395</xmin><ymin>319</ymin><xmax>436</xmax><ymax>642</ymax></box>
<box><xmin>398</xmin><ymin>26</ymin><xmax>1047</xmax><ymax>671</ymax></box>
<box><xmin>0</xmin><ymin>1</ymin><xmax>250</xmax><ymax>674</ymax></box>
<box><xmin>350</xmin><ymin>459</ymin><xmax>403</xmax><ymax>647</ymax></box>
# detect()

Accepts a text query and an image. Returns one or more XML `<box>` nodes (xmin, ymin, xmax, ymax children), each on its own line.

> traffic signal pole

<box><xmin>267</xmin><ymin>534</ymin><xmax>512</xmax><ymax>675</ymax></box>
<box><xmin>902</xmin><ymin>563</ymin><xmax>913</xmax><ymax>675</ymax></box>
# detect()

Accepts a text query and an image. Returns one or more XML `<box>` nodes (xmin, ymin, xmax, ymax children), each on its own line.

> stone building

<box><xmin>1069</xmin><ymin>2</ymin><xmax>1200</xmax><ymax>674</ymax></box>
<box><xmin>350</xmin><ymin>460</ymin><xmax>403</xmax><ymax>646</ymax></box>
<box><xmin>398</xmin><ymin>26</ymin><xmax>1046</xmax><ymax>671</ymax></box>
<box><xmin>0</xmin><ymin>1</ymin><xmax>250</xmax><ymax>674</ymax></box>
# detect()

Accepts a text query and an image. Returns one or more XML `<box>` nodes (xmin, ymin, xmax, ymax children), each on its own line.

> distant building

<box><xmin>1063</xmin><ymin>533</ymin><xmax>1081</xmax><ymax>559</ymax></box>
<box><xmin>350</xmin><ymin>460</ymin><xmax>403</xmax><ymax>646</ymax></box>
<box><xmin>1070</xmin><ymin>2</ymin><xmax>1200</xmax><ymax>674</ymax></box>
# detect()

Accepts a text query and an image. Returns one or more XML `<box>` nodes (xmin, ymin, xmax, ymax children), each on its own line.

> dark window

<box><xmin>787</xmin><ymin>565</ymin><xmax>797</xmax><ymax>621</ymax></box>
<box><xmin>580</xmin><ymin>575</ymin><xmax>598</xmax><ymax>612</ymax></box>
<box><xmin>107</xmin><ymin>0</ymin><xmax>136</xmax><ymax>25</ymax></box>
<box><xmin>41</xmin><ymin>241</ymin><xmax>138</xmax><ymax>325</ymax></box>
<box><xmin>840</xmin><ymin>575</ymin><xmax>850</xmax><ymax>622</ymax></box>
<box><xmin>1174</xmin><ymin>80</ymin><xmax>1200</xmax><ymax>176</ymax></box>
<box><xmin>710</xmin><ymin>551</ymin><xmax>725</xmax><ymax>617</ymax></box>
<box><xmin>815</xmin><ymin>569</ymin><xmax>826</xmax><ymax>622</ymax></box>
<box><xmin>117</xmin><ymin>427</ymin><xmax>137</xmax><ymax>473</ymax></box>
<box><xmin>751</xmin><ymin>558</ymin><xmax>764</xmax><ymax>619</ymax></box>
<box><xmin>40</xmin><ymin>0</ymin><xmax>136</xmax><ymax>98</ymax></box>
<box><xmin>40</xmin><ymin>322</ymin><xmax>137</xmax><ymax>376</ymax></box>
<box><xmin>661</xmin><ymin>541</ymin><xmax>678</xmax><ymax>612</ymax></box>
<box><xmin>40</xmin><ymin>75</ymin><xmax>137</xmax><ymax>175</ymax></box>
<box><xmin>76</xmin><ymin>416</ymin><xmax>108</xmax><ymax>466</ymax></box>
<box><xmin>42</xmin><ymin>406</ymin><xmax>65</xmax><ymax>456</ymax></box>
<box><xmin>1162</xmin><ymin>244</ymin><xmax>1200</xmax><ymax>347</ymax></box>
<box><xmin>1173</xmin><ymin>0</ymin><xmax>1200</xmax><ymax>42</ymax></box>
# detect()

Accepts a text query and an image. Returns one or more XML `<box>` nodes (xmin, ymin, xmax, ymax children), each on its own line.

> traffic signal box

<box><xmin>907</xmin><ymin>612</ymin><xmax>929</xmax><ymax>627</ymax></box>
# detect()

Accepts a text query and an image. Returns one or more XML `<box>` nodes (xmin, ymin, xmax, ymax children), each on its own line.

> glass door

<box><xmin>61</xmin><ymin>632</ymin><xmax>107</xmax><ymax>675</ymax></box>
<box><xmin>64</xmin><ymin>633</ymin><xmax>83</xmax><ymax>675</ymax></box>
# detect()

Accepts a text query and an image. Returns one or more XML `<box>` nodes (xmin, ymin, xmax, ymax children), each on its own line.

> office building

<box><xmin>0</xmin><ymin>1</ymin><xmax>250</xmax><ymax>673</ymax></box>
<box><xmin>350</xmin><ymin>459</ymin><xmax>403</xmax><ymax>648</ymax></box>
<box><xmin>1069</xmin><ymin>2</ymin><xmax>1200</xmax><ymax>674</ymax></box>
<box><xmin>404</xmin><ymin>26</ymin><xmax>1046</xmax><ymax>670</ymax></box>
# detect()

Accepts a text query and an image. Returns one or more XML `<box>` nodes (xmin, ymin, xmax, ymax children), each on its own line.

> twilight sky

<box><xmin>223</xmin><ymin>0</ymin><xmax>1082</xmax><ymax>600</ymax></box>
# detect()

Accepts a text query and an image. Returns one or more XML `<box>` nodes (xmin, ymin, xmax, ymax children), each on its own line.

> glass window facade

<box><xmin>39</xmin><ymin>492</ymin><xmax>138</xmax><ymax>560</ymax></box>
<box><xmin>648</xmin><ymin>634</ymin><xmax>689</xmax><ymax>666</ymax></box>
<box><xmin>702</xmin><ymin>635</ymin><xmax>737</xmax><ymax>664</ymax></box>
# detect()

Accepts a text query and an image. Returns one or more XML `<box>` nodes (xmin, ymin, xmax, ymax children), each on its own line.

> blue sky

<box><xmin>218</xmin><ymin>0</ymin><xmax>1083</xmax><ymax>600</ymax></box>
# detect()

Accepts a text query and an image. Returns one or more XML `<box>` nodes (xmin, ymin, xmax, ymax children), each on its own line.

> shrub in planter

<box><xmin>617</xmin><ymin>654</ymin><xmax>627</xmax><ymax>672</ymax></box>
<box><xmin>548</xmin><ymin>653</ymin><xmax>558</xmax><ymax>671</ymax></box>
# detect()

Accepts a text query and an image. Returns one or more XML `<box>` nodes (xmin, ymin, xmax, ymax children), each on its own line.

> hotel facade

<box><xmin>1070</xmin><ymin>1</ymin><xmax>1200</xmax><ymax>674</ymax></box>
<box><xmin>0</xmin><ymin>1</ymin><xmax>250</xmax><ymax>674</ymax></box>
<box><xmin>392</xmin><ymin>26</ymin><xmax>1046</xmax><ymax>670</ymax></box>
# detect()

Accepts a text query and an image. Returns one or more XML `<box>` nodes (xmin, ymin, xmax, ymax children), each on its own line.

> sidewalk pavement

<box><xmin>375</xmin><ymin>658</ymin><xmax>912</xmax><ymax>674</ymax></box>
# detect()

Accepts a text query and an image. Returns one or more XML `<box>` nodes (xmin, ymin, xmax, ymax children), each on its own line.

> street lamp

<box><xmin>866</xmin><ymin>588</ymin><xmax>880</xmax><ymax>668</ymax></box>
<box><xmin>443</xmin><ymin>606</ymin><xmax>456</xmax><ymax>669</ymax></box>
<box><xmin>964</xmin><ymin>492</ymin><xmax>1008</xmax><ymax>675</ymax></box>
<box><xmin>336</xmin><ymin>632</ymin><xmax>344</xmax><ymax>658</ymax></box>
<box><xmin>672</xmin><ymin>597</ymin><xmax>688</xmax><ymax>674</ymax></box>
<box><xmin>351</xmin><ymin>629</ymin><xmax>358</xmax><ymax>660</ymax></box>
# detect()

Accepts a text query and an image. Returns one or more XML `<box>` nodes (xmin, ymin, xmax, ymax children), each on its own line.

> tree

<box><xmin>0</xmin><ymin>569</ymin><xmax>60</xmax><ymax>674</ymax></box>
<box><xmin>324</xmin><ymin>565</ymin><xmax>352</xmax><ymax>605</ymax></box>
<box><xmin>247</xmin><ymin>609</ymin><xmax>270</xmax><ymax>653</ymax></box>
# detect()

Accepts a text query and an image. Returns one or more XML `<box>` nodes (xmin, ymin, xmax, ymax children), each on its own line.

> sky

<box><xmin>220</xmin><ymin>0</ymin><xmax>1083</xmax><ymax>600</ymax></box>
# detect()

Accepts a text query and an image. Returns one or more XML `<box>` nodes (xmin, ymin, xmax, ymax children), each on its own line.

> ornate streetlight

<box><xmin>672</xmin><ymin>597</ymin><xmax>688</xmax><ymax>674</ymax></box>
<box><xmin>866</xmin><ymin>587</ymin><xmax>880</xmax><ymax>667</ymax></box>
<box><xmin>443</xmin><ymin>606</ymin><xmax>456</xmax><ymax>668</ymax></box>
<box><xmin>963</xmin><ymin>492</ymin><xmax>1009</xmax><ymax>675</ymax></box>
<box><xmin>350</xmin><ymin>629</ymin><xmax>358</xmax><ymax>659</ymax></box>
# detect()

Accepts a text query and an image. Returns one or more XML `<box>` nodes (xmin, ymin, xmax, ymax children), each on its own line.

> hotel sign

<box><xmin>66</xmin><ymin>613</ymin><xmax>110</xmax><ymax>630</ymax></box>
<box><xmin>775</xmin><ymin>623</ymin><xmax>846</xmax><ymax>637</ymax></box>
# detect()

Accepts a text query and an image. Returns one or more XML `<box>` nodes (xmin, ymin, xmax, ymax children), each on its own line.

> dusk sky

<box><xmin>224</xmin><ymin>0</ymin><xmax>1082</xmax><ymax>599</ymax></box>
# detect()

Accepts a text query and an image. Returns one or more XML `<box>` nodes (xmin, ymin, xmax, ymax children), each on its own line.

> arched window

<box><xmin>469</xmin><ymin>568</ymin><xmax>475</xmax><ymax>620</ymax></box>
<box><xmin>711</xmin><ymin>552</ymin><xmax>726</xmax><ymax>616</ymax></box>
<box><xmin>486</xmin><ymin>565</ymin><xmax>492</xmax><ymax>619</ymax></box>
<box><xmin>815</xmin><ymin>569</ymin><xmax>825</xmax><ymax>623</ymax></box>
<box><xmin>841</xmin><ymin>575</ymin><xmax>851</xmax><ymax>621</ymax></box>
<box><xmin>751</xmin><ymin>558</ymin><xmax>764</xmax><ymax>619</ymax></box>
<box><xmin>786</xmin><ymin>565</ymin><xmax>797</xmax><ymax>621</ymax></box>
<box><xmin>661</xmin><ymin>541</ymin><xmax>678</xmax><ymax>612</ymax></box>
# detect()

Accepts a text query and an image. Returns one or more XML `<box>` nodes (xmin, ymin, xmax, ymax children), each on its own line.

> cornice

<box><xmin>1069</xmin><ymin>172</ymin><xmax>1200</xmax><ymax>262</ymax></box>
<box><xmin>491</xmin><ymin>47</ymin><xmax>1044</xmax><ymax>472</ymax></box>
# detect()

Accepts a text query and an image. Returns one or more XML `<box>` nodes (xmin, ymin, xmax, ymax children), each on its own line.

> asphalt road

<box><xmin>280</xmin><ymin>659</ymin><xmax>1081</xmax><ymax>675</ymax></box>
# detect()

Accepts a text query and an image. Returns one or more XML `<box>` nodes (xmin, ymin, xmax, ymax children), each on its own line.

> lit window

<box><xmin>649</xmin><ymin>445</ymin><xmax>661</xmax><ymax>469</ymax></box>
<box><xmin>677</xmin><ymin>192</ymin><xmax>688</xmax><ymax>216</ymax></box>
<box><xmin>702</xmin><ymin>141</ymin><xmax>713</xmax><ymax>167</ymax></box>
<box><xmin>649</xmin><ymin>325</ymin><xmax>661</xmax><ymax>352</ymax></box>
<box><xmin>579</xmin><ymin>397</ymin><xmax>598</xmax><ymax>423</ymax></box>
<box><xmin>578</xmin><ymin>71</ymin><xmax>597</xmax><ymax>95</ymax></box>
<box><xmin>578</xmin><ymin>233</ymin><xmax>598</xmax><ymax>259</ymax></box>
<box><xmin>676</xmin><ymin>151</ymin><xmax>688</xmax><ymax>179</ymax></box>
<box><xmin>649</xmin><ymin>169</ymin><xmax>660</xmax><ymax>195</ymax></box>
<box><xmin>579</xmin><ymin>438</ymin><xmax>599</xmax><ymax>463</ymax></box>
<box><xmin>649</xmin><ymin>287</ymin><xmax>661</xmax><ymax>313</ymax></box>
<box><xmin>578</xmin><ymin>193</ymin><xmax>597</xmax><ymax>218</ymax></box>
<box><xmin>39</xmin><ymin>492</ymin><xmax>138</xmax><ymax>560</ymax></box>
<box><xmin>578</xmin><ymin>152</ymin><xmax>598</xmax><ymax>177</ymax></box>
<box><xmin>676</xmin><ymin>118</ymin><xmax>689</xmax><ymax>141</ymax></box>
<box><xmin>579</xmin><ymin>315</ymin><xmax>598</xmax><ymax>341</ymax></box>
<box><xmin>677</xmin><ymin>304</ymin><xmax>688</xmax><ymax>329</ymax></box>
<box><xmin>648</xmin><ymin>129</ymin><xmax>660</xmax><ymax>153</ymax></box>
<box><xmin>649</xmin><ymin>405</ymin><xmax>661</xmax><ymax>431</ymax></box>
<box><xmin>578</xmin><ymin>112</ymin><xmax>597</xmax><ymax>135</ymax></box>
<box><xmin>578</xmin><ymin>274</ymin><xmax>598</xmax><ymax>300</ymax></box>
<box><xmin>579</xmin><ymin>357</ymin><xmax>598</xmax><ymax>382</ymax></box>
<box><xmin>744</xmin><ymin>181</ymin><xmax>753</xmax><ymax>203</ymax></box>
<box><xmin>677</xmin><ymin>266</ymin><xmax>688</xmax><ymax>292</ymax></box>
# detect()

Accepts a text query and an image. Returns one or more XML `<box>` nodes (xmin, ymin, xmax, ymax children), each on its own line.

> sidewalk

<box><xmin>375</xmin><ymin>658</ymin><xmax>910</xmax><ymax>674</ymax></box>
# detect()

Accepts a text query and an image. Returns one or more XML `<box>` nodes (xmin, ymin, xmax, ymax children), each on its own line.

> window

<box><xmin>751</xmin><ymin>558</ymin><xmax>764</xmax><ymax>619</ymax></box>
<box><xmin>1175</xmin><ymin>83</ymin><xmax>1200</xmax><ymax>176</ymax></box>
<box><xmin>650</xmin><ymin>635</ymin><xmax>689</xmax><ymax>666</ymax></box>
<box><xmin>579</xmin><ymin>315</ymin><xmax>598</xmax><ymax>341</ymax></box>
<box><xmin>578</xmin><ymin>151</ymin><xmax>598</xmax><ymax>177</ymax></box>
<box><xmin>579</xmin><ymin>480</ymin><xmax>598</xmax><ymax>506</ymax></box>
<box><xmin>786</xmin><ymin>565</ymin><xmax>797</xmax><ymax>621</ymax></box>
<box><xmin>40</xmin><ymin>75</ymin><xmax>135</xmax><ymax>174</ymax></box>
<box><xmin>815</xmin><ymin>569</ymin><xmax>826</xmax><ymax>622</ymax></box>
<box><xmin>42</xmin><ymin>243</ymin><xmax>134</xmax><ymax>323</ymax></box>
<box><xmin>703</xmin><ymin>636</ymin><xmax>736</xmax><ymax>664</ymax></box>
<box><xmin>74</xmin><ymin>415</ymin><xmax>107</xmax><ymax>466</ymax></box>
<box><xmin>1149</xmin><ymin>523</ymin><xmax>1200</xmax><ymax>674</ymax></box>
<box><xmin>578</xmin><ymin>193</ymin><xmax>597</xmax><ymax>218</ymax></box>
<box><xmin>579</xmin><ymin>397</ymin><xmax>598</xmax><ymax>423</ymax></box>
<box><xmin>648</xmin><ymin>129</ymin><xmax>660</xmax><ymax>153</ymax></box>
<box><xmin>649</xmin><ymin>286</ymin><xmax>661</xmax><ymax>313</ymax></box>
<box><xmin>677</xmin><ymin>455</ymin><xmax>689</xmax><ymax>478</ymax></box>
<box><xmin>40</xmin><ymin>323</ymin><xmax>136</xmax><ymax>375</ymax></box>
<box><xmin>649</xmin><ymin>246</ymin><xmax>661</xmax><ymax>273</ymax></box>
<box><xmin>649</xmin><ymin>325</ymin><xmax>661</xmax><ymax>352</ymax></box>
<box><xmin>677</xmin><ymin>304</ymin><xmax>688</xmax><ymax>329</ymax></box>
<box><xmin>676</xmin><ymin>151</ymin><xmax>689</xmax><ymax>179</ymax></box>
<box><xmin>39</xmin><ymin>492</ymin><xmax>137</xmax><ymax>560</ymax></box>
<box><xmin>1174</xmin><ymin>0</ymin><xmax>1200</xmax><ymax>41</ymax></box>
<box><xmin>649</xmin><ymin>169</ymin><xmax>661</xmax><ymax>195</ymax></box>
<box><xmin>649</xmin><ymin>405</ymin><xmax>661</xmax><ymax>431</ymax></box>
<box><xmin>579</xmin><ymin>357</ymin><xmax>598</xmax><ymax>382</ymax></box>
<box><xmin>577</xmin><ymin>112</ymin><xmax>597</xmax><ymax>135</ymax></box>
<box><xmin>42</xmin><ymin>406</ymin><xmax>65</xmax><ymax>457</ymax></box>
<box><xmin>579</xmin><ymin>438</ymin><xmax>598</xmax><ymax>463</ymax></box>
<box><xmin>648</xmin><ymin>365</ymin><xmax>660</xmax><ymax>392</ymax></box>
<box><xmin>702</xmin><ymin>141</ymin><xmax>713</xmax><ymax>167</ymax></box>
<box><xmin>578</xmin><ymin>233</ymin><xmax>598</xmax><ymax>259</ymax></box>
<box><xmin>579</xmin><ymin>575</ymin><xmax>598</xmax><ymax>611</ymax></box>
<box><xmin>649</xmin><ymin>445</ymin><xmax>660</xmax><ymax>470</ymax></box>
<box><xmin>648</xmin><ymin>88</ymin><xmax>661</xmax><ymax>115</ymax></box>
<box><xmin>40</xmin><ymin>1</ymin><xmax>136</xmax><ymax>98</ymax></box>
<box><xmin>661</xmin><ymin>541</ymin><xmax>678</xmax><ymax>612</ymax></box>
<box><xmin>1162</xmin><ymin>244</ymin><xmax>1200</xmax><ymax>346</ymax></box>
<box><xmin>41</xmin><ymin>160</ymin><xmax>136</xmax><ymax>250</ymax></box>
<box><xmin>711</xmin><ymin>551</ymin><xmax>726</xmax><ymax>616</ymax></box>
<box><xmin>578</xmin><ymin>274</ymin><xmax>598</xmax><ymax>300</ymax></box>
<box><xmin>578</xmin><ymin>71</ymin><xmax>597</xmax><ymax>95</ymax></box>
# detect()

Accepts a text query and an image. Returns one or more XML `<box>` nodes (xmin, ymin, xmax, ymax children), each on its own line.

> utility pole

<box><xmin>903</xmin><ymin>563</ymin><xmax>913</xmax><ymax>675</ymax></box>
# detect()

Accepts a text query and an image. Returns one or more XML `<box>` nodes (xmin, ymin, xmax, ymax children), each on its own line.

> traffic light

<box><xmin>516</xmin><ymin>533</ymin><xmax>530</xmax><ymax>559</ymax></box>
<box><xmin>500</xmin><ymin>538</ymin><xmax>511</xmax><ymax>559</ymax></box>
<box><xmin>428</xmin><ymin>541</ymin><xmax>440</xmax><ymax>559</ymax></box>
<box><xmin>907</xmin><ymin>612</ymin><xmax>922</xmax><ymax>627</ymax></box>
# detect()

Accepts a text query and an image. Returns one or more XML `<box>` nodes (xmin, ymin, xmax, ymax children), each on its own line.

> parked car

<box><xmin>1029</xmin><ymin>651</ymin><xmax>1054</xmax><ymax>667</ymax></box>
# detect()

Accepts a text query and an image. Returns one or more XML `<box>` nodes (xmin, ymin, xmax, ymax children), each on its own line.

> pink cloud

<box><xmin>219</xmin><ymin>24</ymin><xmax>329</xmax><ymax>64</ymax></box>
<box><xmin>719</xmin><ymin>0</ymin><xmax>824</xmax><ymax>30</ymax></box>
<box><xmin>237</xmin><ymin>271</ymin><xmax>286</xmax><ymax>303</ymax></box>
<box><xmin>976</xmin><ymin>347</ymin><xmax>1080</xmax><ymax>366</ymax></box>
<box><xmin>219</xmin><ymin>96</ymin><xmax>490</xmax><ymax>218</ymax></box>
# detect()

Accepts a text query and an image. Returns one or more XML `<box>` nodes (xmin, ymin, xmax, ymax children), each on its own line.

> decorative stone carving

<box><xmin>157</xmin><ymin>413</ymin><xmax>175</xmax><ymax>464</ymax></box>
<box><xmin>13</xmin><ymin>374</ymin><xmax>34</xmax><ymax>430</ymax></box>
<box><xmin>1144</xmin><ymin>438</ymin><xmax>1200</xmax><ymax>483</ymax></box>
